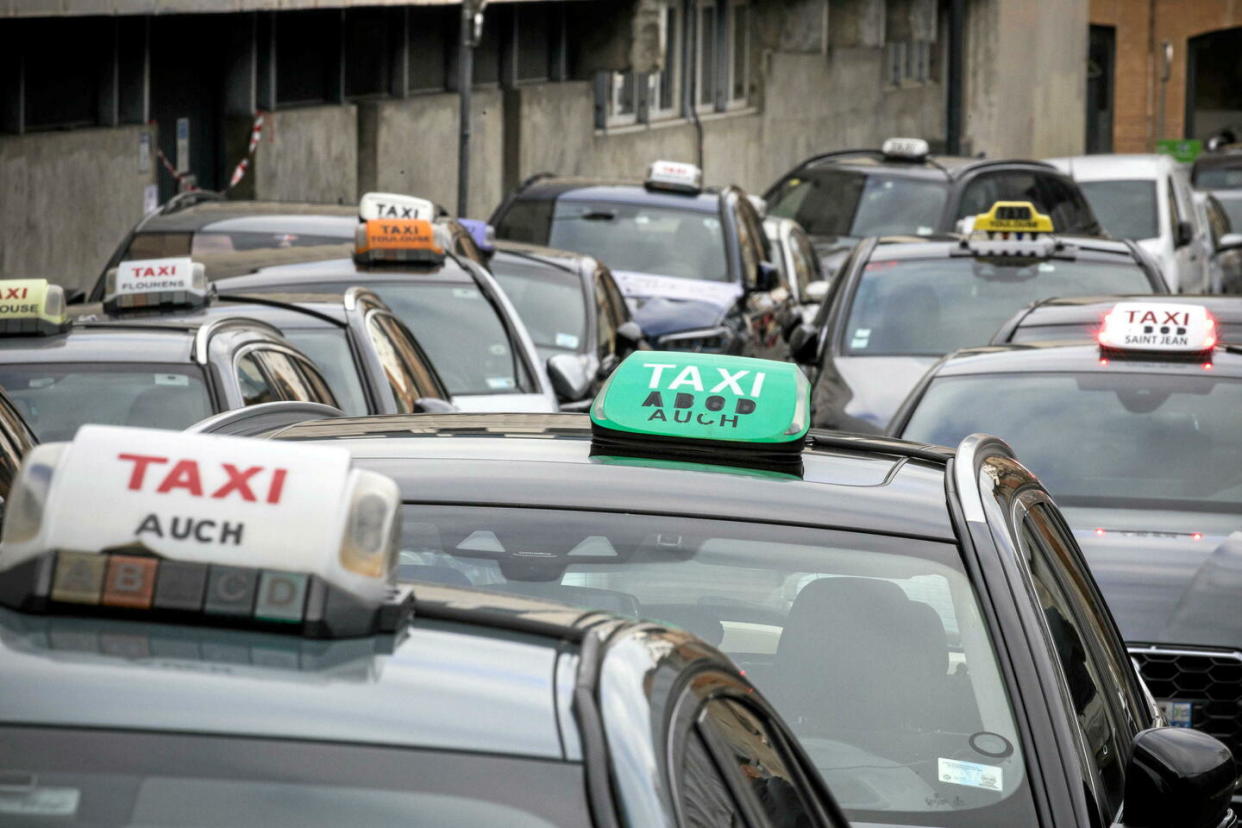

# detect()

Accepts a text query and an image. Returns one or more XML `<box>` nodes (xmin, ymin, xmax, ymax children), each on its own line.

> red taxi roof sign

<box><xmin>353</xmin><ymin>218</ymin><xmax>446</xmax><ymax>266</ymax></box>
<box><xmin>0</xmin><ymin>425</ymin><xmax>404</xmax><ymax>637</ymax></box>
<box><xmin>645</xmin><ymin>160</ymin><xmax>703</xmax><ymax>194</ymax></box>
<box><xmin>358</xmin><ymin>192</ymin><xmax>436</xmax><ymax>222</ymax></box>
<box><xmin>1098</xmin><ymin>302</ymin><xmax>1217</xmax><ymax>355</ymax></box>
<box><xmin>104</xmin><ymin>257</ymin><xmax>208</xmax><ymax>313</ymax></box>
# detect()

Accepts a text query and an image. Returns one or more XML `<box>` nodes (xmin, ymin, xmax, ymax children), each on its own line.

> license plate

<box><xmin>1157</xmin><ymin>699</ymin><xmax>1195</xmax><ymax>728</ymax></box>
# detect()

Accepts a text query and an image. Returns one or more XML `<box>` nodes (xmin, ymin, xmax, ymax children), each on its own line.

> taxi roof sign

<box><xmin>104</xmin><ymin>257</ymin><xmax>208</xmax><ymax>313</ymax></box>
<box><xmin>881</xmin><ymin>137</ymin><xmax>930</xmax><ymax>161</ymax></box>
<box><xmin>358</xmin><ymin>192</ymin><xmax>436</xmax><ymax>222</ymax></box>
<box><xmin>0</xmin><ymin>425</ymin><xmax>406</xmax><ymax>638</ymax></box>
<box><xmin>1098</xmin><ymin>301</ymin><xmax>1217</xmax><ymax>356</ymax></box>
<box><xmin>590</xmin><ymin>352</ymin><xmax>810</xmax><ymax>468</ymax></box>
<box><xmin>354</xmin><ymin>218</ymin><xmax>446</xmax><ymax>266</ymax></box>
<box><xmin>972</xmin><ymin>201</ymin><xmax>1054</xmax><ymax>236</ymax></box>
<box><xmin>0</xmin><ymin>279</ymin><xmax>67</xmax><ymax>337</ymax></box>
<box><xmin>644</xmin><ymin>160</ymin><xmax>703</xmax><ymax>194</ymax></box>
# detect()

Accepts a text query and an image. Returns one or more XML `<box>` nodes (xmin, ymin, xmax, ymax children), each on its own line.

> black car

<box><xmin>763</xmin><ymin>137</ymin><xmax>1103</xmax><ymax>277</ymax></box>
<box><xmin>487</xmin><ymin>240</ymin><xmax>646</xmax><ymax>409</ymax></box>
<box><xmin>490</xmin><ymin>162</ymin><xmax>795</xmax><ymax>360</ymax></box>
<box><xmin>1192</xmin><ymin>151</ymin><xmax>1242</xmax><ymax>191</ymax></box>
<box><xmin>0</xmin><ymin>424</ymin><xmax>849</xmax><ymax>828</ymax></box>
<box><xmin>267</xmin><ymin>350</ymin><xmax>1237</xmax><ymax>828</ymax></box>
<box><xmin>787</xmin><ymin>201</ymin><xmax>1168</xmax><ymax>432</ymax></box>
<box><xmin>890</xmin><ymin>299</ymin><xmax>1242</xmax><ymax>771</ymax></box>
<box><xmin>991</xmin><ymin>294</ymin><xmax>1242</xmax><ymax>346</ymax></box>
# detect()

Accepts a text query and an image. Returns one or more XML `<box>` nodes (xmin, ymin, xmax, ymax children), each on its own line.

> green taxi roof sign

<box><xmin>590</xmin><ymin>352</ymin><xmax>810</xmax><ymax>448</ymax></box>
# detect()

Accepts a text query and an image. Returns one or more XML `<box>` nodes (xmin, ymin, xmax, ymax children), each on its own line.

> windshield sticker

<box><xmin>864</xmin><ymin>260</ymin><xmax>899</xmax><ymax>272</ymax></box>
<box><xmin>1038</xmin><ymin>262</ymin><xmax>1056</xmax><ymax>272</ymax></box>
<box><xmin>456</xmin><ymin>530</ymin><xmax>505</xmax><ymax>554</ymax></box>
<box><xmin>938</xmin><ymin>758</ymin><xmax>1002</xmax><ymax>792</ymax></box>
<box><xmin>556</xmin><ymin>332</ymin><xmax>580</xmax><ymax>349</ymax></box>
<box><xmin>453</xmin><ymin>288</ymin><xmax>480</xmax><ymax>299</ymax></box>
<box><xmin>485</xmin><ymin>376</ymin><xmax>516</xmax><ymax>390</ymax></box>
<box><xmin>0</xmin><ymin>787</ymin><xmax>81</xmax><ymax>817</ymax></box>
<box><xmin>488</xmin><ymin>343</ymin><xmax>509</xmax><ymax>356</ymax></box>
<box><xmin>154</xmin><ymin>373</ymin><xmax>189</xmax><ymax>387</ymax></box>
<box><xmin>851</xmin><ymin>329</ymin><xmax>871</xmax><ymax>349</ymax></box>
<box><xmin>916</xmin><ymin>226</ymin><xmax>934</xmax><ymax>236</ymax></box>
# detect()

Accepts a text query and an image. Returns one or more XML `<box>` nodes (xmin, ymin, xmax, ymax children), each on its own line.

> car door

<box><xmin>1168</xmin><ymin>174</ymin><xmax>1207</xmax><ymax>293</ymax></box>
<box><xmin>364</xmin><ymin>310</ymin><xmax>450</xmax><ymax>413</ymax></box>
<box><xmin>731</xmin><ymin>192</ymin><xmax>793</xmax><ymax>361</ymax></box>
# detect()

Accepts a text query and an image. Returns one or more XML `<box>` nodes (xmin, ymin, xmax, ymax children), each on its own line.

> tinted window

<box><xmin>547</xmin><ymin>201</ymin><xmax>729</xmax><ymax>282</ymax></box>
<box><xmin>495</xmin><ymin>198</ymin><xmax>555</xmax><ymax>245</ymax></box>
<box><xmin>788</xmin><ymin>230</ymin><xmax>818</xmax><ymax>297</ymax></box>
<box><xmin>366</xmin><ymin>313</ymin><xmax>443</xmax><ymax>412</ymax></box>
<box><xmin>253</xmin><ymin>350</ymin><xmax>324</xmax><ymax>403</ymax></box>
<box><xmin>396</xmin><ymin>507</ymin><xmax>1037</xmax><ymax>823</ymax></box>
<box><xmin>1218</xmin><ymin>197</ymin><xmax>1242</xmax><ymax>231</ymax></box>
<box><xmin>680</xmin><ymin>728</ymin><xmax>744</xmax><ymax>827</ymax></box>
<box><xmin>843</xmin><ymin>257</ymin><xmax>1155</xmax><ymax>356</ymax></box>
<box><xmin>493</xmin><ymin>266</ymin><xmax>589</xmax><ymax>354</ymax></box>
<box><xmin>1194</xmin><ymin>163</ymin><xmax>1242</xmax><ymax>190</ymax></box>
<box><xmin>902</xmin><ymin>372</ymin><xmax>1242</xmax><ymax>512</ymax></box>
<box><xmin>0</xmin><ymin>363</ymin><xmax>213</xmax><ymax>441</ymax></box>
<box><xmin>1038</xmin><ymin>176</ymin><xmax>1096</xmax><ymax>234</ymax></box>
<box><xmin>956</xmin><ymin>172</ymin><xmax>1046</xmax><ymax>221</ymax></box>
<box><xmin>594</xmin><ymin>272</ymin><xmax>617</xmax><ymax>360</ymax></box>
<box><xmin>768</xmin><ymin>170</ymin><xmax>948</xmax><ymax>238</ymax></box>
<box><xmin>282</xmin><ymin>328</ymin><xmax>370</xmax><ymax>417</ymax></box>
<box><xmin>1077</xmin><ymin>180</ymin><xmax>1159</xmax><ymax>240</ymax></box>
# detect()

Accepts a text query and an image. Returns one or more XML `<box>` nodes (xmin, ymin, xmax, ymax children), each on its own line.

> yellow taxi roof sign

<box><xmin>973</xmin><ymin>201</ymin><xmax>1054</xmax><ymax>235</ymax></box>
<box><xmin>0</xmin><ymin>279</ymin><xmax>67</xmax><ymax>336</ymax></box>
<box><xmin>354</xmin><ymin>218</ymin><xmax>446</xmax><ymax>266</ymax></box>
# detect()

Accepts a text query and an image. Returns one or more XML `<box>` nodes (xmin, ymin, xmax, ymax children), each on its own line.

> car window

<box><xmin>0</xmin><ymin>363</ymin><xmax>214</xmax><ymax>442</ymax></box>
<box><xmin>123</xmin><ymin>231</ymin><xmax>193</xmax><ymax>261</ymax></box>
<box><xmin>0</xmin><ymin>394</ymin><xmax>32</xmax><ymax>499</ymax></box>
<box><xmin>492</xmin><ymin>266</ymin><xmax>589</xmax><ymax>354</ymax></box>
<box><xmin>252</xmin><ymin>349</ymin><xmax>320</xmax><ymax>403</ymax></box>
<box><xmin>282</xmin><ymin>328</ymin><xmax>370</xmax><ymax>417</ymax></box>
<box><xmin>679</xmin><ymin>727</ymin><xmax>745</xmax><ymax>827</ymax></box>
<box><xmin>1204</xmin><ymin>198</ymin><xmax>1228</xmax><ymax>247</ymax></box>
<box><xmin>1167</xmin><ymin>177</ymin><xmax>1182</xmax><ymax>235</ymax></box>
<box><xmin>699</xmin><ymin>698</ymin><xmax>817</xmax><ymax>827</ymax></box>
<box><xmin>768</xmin><ymin>169</ymin><xmax>948</xmax><ymax>238</ymax></box>
<box><xmin>494</xmin><ymin>198</ymin><xmax>555</xmax><ymax>245</ymax></box>
<box><xmin>732</xmin><ymin>196</ymin><xmax>761</xmax><ymax>288</ymax></box>
<box><xmin>1038</xmin><ymin>176</ymin><xmax>1095</xmax><ymax>235</ymax></box>
<box><xmin>788</xmin><ymin>231</ymin><xmax>817</xmax><ymax>296</ymax></box>
<box><xmin>366</xmin><ymin>313</ymin><xmax>443</xmax><ymax>412</ymax></box>
<box><xmin>956</xmin><ymin>172</ymin><xmax>1046</xmax><ymax>222</ymax></box>
<box><xmin>1077</xmin><ymin>180</ymin><xmax>1159</xmax><ymax>240</ymax></box>
<box><xmin>236</xmin><ymin>352</ymin><xmax>277</xmax><ymax>406</ymax></box>
<box><xmin>594</xmin><ymin>272</ymin><xmax>617</xmax><ymax>360</ymax></box>
<box><xmin>290</xmin><ymin>354</ymin><xmax>338</xmax><ymax>407</ymax></box>
<box><xmin>1017</xmin><ymin>511</ymin><xmax>1129</xmax><ymax>817</ymax></box>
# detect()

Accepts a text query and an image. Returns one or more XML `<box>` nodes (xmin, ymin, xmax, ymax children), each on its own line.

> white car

<box><xmin>1046</xmin><ymin>154</ymin><xmax>1210</xmax><ymax>293</ymax></box>
<box><xmin>762</xmin><ymin>216</ymin><xmax>830</xmax><ymax>323</ymax></box>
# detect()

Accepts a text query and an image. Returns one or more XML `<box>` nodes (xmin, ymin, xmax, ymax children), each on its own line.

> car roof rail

<box><xmin>184</xmin><ymin>401</ymin><xmax>344</xmax><ymax>437</ymax></box>
<box><xmin>215</xmin><ymin>292</ymin><xmax>348</xmax><ymax>328</ymax></box>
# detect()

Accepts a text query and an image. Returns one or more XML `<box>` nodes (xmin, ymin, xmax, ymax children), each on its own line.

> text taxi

<box><xmin>267</xmin><ymin>350</ymin><xmax>1236</xmax><ymax>828</ymax></box>
<box><xmin>0</xmin><ymin>425</ymin><xmax>850</xmax><ymax>827</ymax></box>
<box><xmin>890</xmin><ymin>299</ymin><xmax>1242</xmax><ymax>774</ymax></box>
<box><xmin>0</xmin><ymin>265</ymin><xmax>337</xmax><ymax>441</ymax></box>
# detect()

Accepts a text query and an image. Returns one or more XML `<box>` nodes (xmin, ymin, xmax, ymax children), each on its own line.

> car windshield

<box><xmin>398</xmin><ymin>506</ymin><xmax>1036</xmax><ymax>826</ymax></box>
<box><xmin>493</xmin><ymin>267</ymin><xmax>588</xmax><ymax>353</ymax></box>
<box><xmin>902</xmin><ymin>372</ymin><xmax>1242</xmax><ymax>511</ymax></box>
<box><xmin>351</xmin><ymin>283</ymin><xmax>528</xmax><ymax>397</ymax></box>
<box><xmin>1077</xmin><ymin>180</ymin><xmax>1159</xmax><ymax>240</ymax></box>
<box><xmin>547</xmin><ymin>201</ymin><xmax>729</xmax><ymax>282</ymax></box>
<box><xmin>768</xmin><ymin>169</ymin><xmax>949</xmax><ymax>238</ymax></box>
<box><xmin>1009</xmin><ymin>319</ymin><xmax>1242</xmax><ymax>346</ymax></box>
<box><xmin>0</xmin><ymin>363</ymin><xmax>212</xmax><ymax>441</ymax></box>
<box><xmin>280</xmin><ymin>328</ymin><xmax>369</xmax><ymax>417</ymax></box>
<box><xmin>1194</xmin><ymin>164</ymin><xmax>1242</xmax><ymax>190</ymax></box>
<box><xmin>843</xmin><ymin>257</ymin><xmax>1155</xmax><ymax>356</ymax></box>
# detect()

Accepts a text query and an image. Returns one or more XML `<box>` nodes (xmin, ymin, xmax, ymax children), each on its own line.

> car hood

<box><xmin>1062</xmin><ymin>506</ymin><xmax>1242</xmax><ymax>649</ymax></box>
<box><xmin>611</xmin><ymin>270</ymin><xmax>742</xmax><ymax>309</ymax></box>
<box><xmin>450</xmin><ymin>393</ymin><xmax>559</xmax><ymax>413</ymax></box>
<box><xmin>833</xmin><ymin>355</ymin><xmax>939</xmax><ymax>431</ymax></box>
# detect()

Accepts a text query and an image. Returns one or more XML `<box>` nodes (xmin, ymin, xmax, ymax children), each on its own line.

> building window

<box><xmin>21</xmin><ymin>18</ymin><xmax>110</xmax><ymax>131</ymax></box>
<box><xmin>276</xmin><ymin>11</ymin><xmax>341</xmax><ymax>106</ymax></box>
<box><xmin>728</xmin><ymin>0</ymin><xmax>750</xmax><ymax>106</ymax></box>
<box><xmin>345</xmin><ymin>8</ymin><xmax>390</xmax><ymax>99</ymax></box>
<box><xmin>516</xmin><ymin>2</ymin><xmax>553</xmax><ymax>83</ymax></box>
<box><xmin>886</xmin><ymin>39</ymin><xmax>934</xmax><ymax>87</ymax></box>
<box><xmin>601</xmin><ymin>70</ymin><xmax>639</xmax><ymax>126</ymax></box>
<box><xmin>409</xmin><ymin>6</ymin><xmax>453</xmax><ymax>92</ymax></box>
<box><xmin>695</xmin><ymin>0</ymin><xmax>718</xmax><ymax>110</ymax></box>
<box><xmin>648</xmin><ymin>0</ymin><xmax>683</xmax><ymax>119</ymax></box>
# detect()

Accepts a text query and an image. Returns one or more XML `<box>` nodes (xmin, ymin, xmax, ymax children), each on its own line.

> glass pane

<box><xmin>731</xmin><ymin>4</ymin><xmax>747</xmax><ymax>100</ymax></box>
<box><xmin>0</xmin><ymin>363</ymin><xmax>213</xmax><ymax>441</ymax></box>
<box><xmin>237</xmin><ymin>354</ymin><xmax>276</xmax><ymax>406</ymax></box>
<box><xmin>1076</xmin><ymin>180</ymin><xmax>1160</xmax><ymax>240</ymax></box>
<box><xmin>493</xmin><ymin>268</ymin><xmax>588</xmax><ymax>353</ymax></box>
<box><xmin>702</xmin><ymin>699</ymin><xmax>814</xmax><ymax>823</ymax></box>
<box><xmin>283</xmin><ymin>328</ymin><xmax>369</xmax><ymax>417</ymax></box>
<box><xmin>257</xmin><ymin>350</ymin><xmax>315</xmax><ymax>402</ymax></box>
<box><xmin>699</xmin><ymin>6</ymin><xmax>716</xmax><ymax>106</ymax></box>
<box><xmin>767</xmin><ymin>171</ymin><xmax>949</xmax><ymax>238</ymax></box>
<box><xmin>680</xmin><ymin>728</ymin><xmax>743</xmax><ymax>827</ymax></box>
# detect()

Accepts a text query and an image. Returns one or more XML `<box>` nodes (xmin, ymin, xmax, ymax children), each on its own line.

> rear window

<box><xmin>281</xmin><ymin>328</ymin><xmax>369</xmax><ymax>416</ymax></box>
<box><xmin>494</xmin><ymin>199</ymin><xmax>555</xmax><ymax>245</ymax></box>
<box><xmin>1077</xmin><ymin>180</ymin><xmax>1159</xmax><ymax>240</ymax></box>
<box><xmin>767</xmin><ymin>169</ymin><xmax>948</xmax><ymax>238</ymax></box>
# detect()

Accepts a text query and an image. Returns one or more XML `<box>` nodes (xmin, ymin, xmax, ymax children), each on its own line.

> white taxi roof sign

<box><xmin>1099</xmin><ymin>302</ymin><xmax>1217</xmax><ymax>354</ymax></box>
<box><xmin>645</xmin><ymin>160</ymin><xmax>703</xmax><ymax>194</ymax></box>
<box><xmin>0</xmin><ymin>425</ymin><xmax>402</xmax><ymax>621</ymax></box>
<box><xmin>0</xmin><ymin>279</ymin><xmax>67</xmax><ymax>336</ymax></box>
<box><xmin>881</xmin><ymin>137</ymin><xmax>930</xmax><ymax>161</ymax></box>
<box><xmin>105</xmin><ymin>257</ymin><xmax>208</xmax><ymax>312</ymax></box>
<box><xmin>359</xmin><ymin>192</ymin><xmax>436</xmax><ymax>222</ymax></box>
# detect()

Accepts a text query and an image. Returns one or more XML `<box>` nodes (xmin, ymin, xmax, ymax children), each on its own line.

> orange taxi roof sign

<box><xmin>354</xmin><ymin>218</ymin><xmax>445</xmax><ymax>265</ymax></box>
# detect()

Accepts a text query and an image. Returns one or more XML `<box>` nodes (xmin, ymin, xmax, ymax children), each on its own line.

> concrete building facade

<box><xmin>2</xmin><ymin>0</ymin><xmax>1089</xmax><ymax>288</ymax></box>
<box><xmin>1089</xmin><ymin>0</ymin><xmax>1242</xmax><ymax>153</ymax></box>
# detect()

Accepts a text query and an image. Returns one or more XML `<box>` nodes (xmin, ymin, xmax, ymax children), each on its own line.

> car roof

<box><xmin>491</xmin><ymin>241</ymin><xmax>590</xmax><ymax>283</ymax></box>
<box><xmin>932</xmin><ymin>341</ymin><xmax>1242</xmax><ymax>378</ymax></box>
<box><xmin>1005</xmin><ymin>294</ymin><xmax>1242</xmax><ymax>329</ymax></box>
<box><xmin>0</xmin><ymin>324</ymin><xmax>197</xmax><ymax>363</ymax></box>
<box><xmin>211</xmin><ymin>254</ymin><xmax>479</xmax><ymax>291</ymax></box>
<box><xmin>797</xmin><ymin>152</ymin><xmax>1059</xmax><ymax>179</ymax></box>
<box><xmin>866</xmin><ymin>234</ymin><xmax>1144</xmax><ymax>262</ymax></box>
<box><xmin>1045</xmin><ymin>153</ymin><xmax>1176</xmax><ymax>181</ymax></box>
<box><xmin>137</xmin><ymin>201</ymin><xmax>356</xmax><ymax>234</ymax></box>
<box><xmin>270</xmin><ymin>413</ymin><xmax>957</xmax><ymax>541</ymax></box>
<box><xmin>0</xmin><ymin>583</ymin><xmax>601</xmax><ymax>760</ymax></box>
<box><xmin>515</xmin><ymin>179</ymin><xmax>722</xmax><ymax>213</ymax></box>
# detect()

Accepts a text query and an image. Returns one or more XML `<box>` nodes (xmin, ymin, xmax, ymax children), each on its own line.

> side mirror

<box><xmin>616</xmin><ymin>320</ymin><xmax>644</xmax><ymax>352</ymax></box>
<box><xmin>788</xmin><ymin>323</ymin><xmax>821</xmax><ymax>366</ymax></box>
<box><xmin>414</xmin><ymin>397</ymin><xmax>457</xmax><ymax>414</ymax></box>
<box><xmin>754</xmin><ymin>261</ymin><xmax>780</xmax><ymax>292</ymax></box>
<box><xmin>64</xmin><ymin>288</ymin><xmax>86</xmax><ymax>306</ymax></box>
<box><xmin>1112</xmin><ymin>727</ymin><xmax>1236</xmax><ymax>828</ymax></box>
<box><xmin>1217</xmin><ymin>232</ymin><xmax>1242</xmax><ymax>253</ymax></box>
<box><xmin>1176</xmin><ymin>220</ymin><xmax>1196</xmax><ymax>248</ymax></box>
<box><xmin>547</xmin><ymin>353</ymin><xmax>591</xmax><ymax>402</ymax></box>
<box><xmin>804</xmin><ymin>280</ymin><xmax>829</xmax><ymax>304</ymax></box>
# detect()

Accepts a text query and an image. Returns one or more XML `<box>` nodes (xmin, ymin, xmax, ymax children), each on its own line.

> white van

<box><xmin>1045</xmin><ymin>154</ymin><xmax>1210</xmax><ymax>292</ymax></box>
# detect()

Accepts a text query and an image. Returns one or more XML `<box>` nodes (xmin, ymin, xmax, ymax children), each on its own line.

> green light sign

<box><xmin>1156</xmin><ymin>139</ymin><xmax>1202</xmax><ymax>164</ymax></box>
<box><xmin>590</xmin><ymin>351</ymin><xmax>810</xmax><ymax>445</ymax></box>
